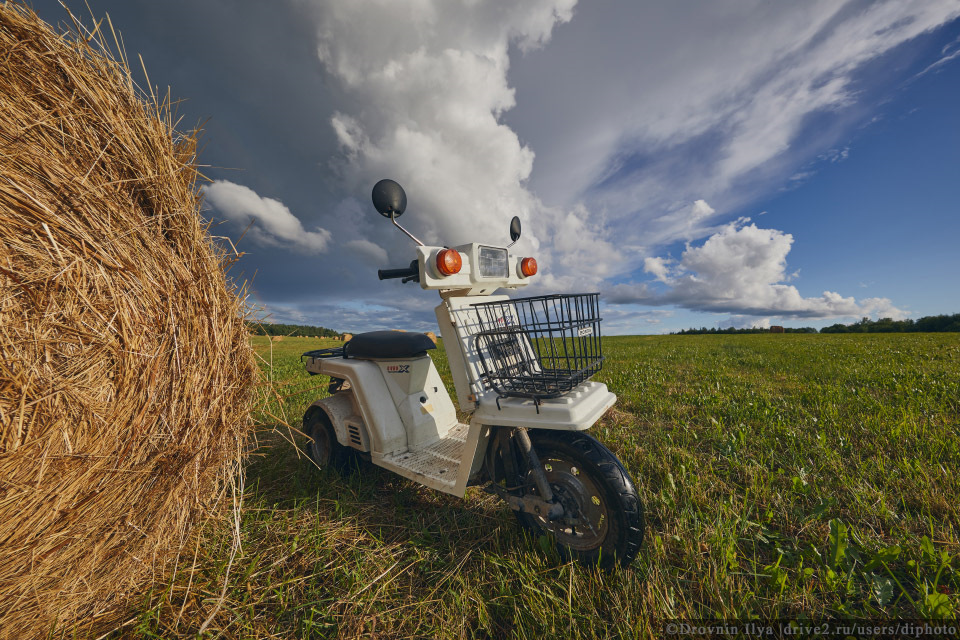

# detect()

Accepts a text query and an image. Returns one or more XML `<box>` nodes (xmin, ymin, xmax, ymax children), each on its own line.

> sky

<box><xmin>32</xmin><ymin>0</ymin><xmax>960</xmax><ymax>335</ymax></box>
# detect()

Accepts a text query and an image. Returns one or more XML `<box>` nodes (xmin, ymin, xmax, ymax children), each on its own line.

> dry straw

<box><xmin>0</xmin><ymin>3</ymin><xmax>256</xmax><ymax>636</ymax></box>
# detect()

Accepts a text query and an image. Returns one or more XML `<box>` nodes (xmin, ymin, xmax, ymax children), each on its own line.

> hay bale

<box><xmin>343</xmin><ymin>333</ymin><xmax>353</xmax><ymax>342</ymax></box>
<box><xmin>0</xmin><ymin>5</ymin><xmax>256</xmax><ymax>637</ymax></box>
<box><xmin>425</xmin><ymin>331</ymin><xmax>437</xmax><ymax>344</ymax></box>
<box><xmin>271</xmin><ymin>335</ymin><xmax>284</xmax><ymax>342</ymax></box>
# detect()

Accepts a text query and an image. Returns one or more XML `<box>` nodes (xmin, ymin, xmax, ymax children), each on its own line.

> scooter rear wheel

<box><xmin>515</xmin><ymin>430</ymin><xmax>644</xmax><ymax>569</ymax></box>
<box><xmin>303</xmin><ymin>407</ymin><xmax>354</xmax><ymax>473</ymax></box>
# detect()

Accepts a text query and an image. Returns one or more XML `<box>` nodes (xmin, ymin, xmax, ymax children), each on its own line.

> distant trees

<box><xmin>247</xmin><ymin>322</ymin><xmax>341</xmax><ymax>338</ymax></box>
<box><xmin>820</xmin><ymin>313</ymin><xmax>960</xmax><ymax>333</ymax></box>
<box><xmin>672</xmin><ymin>313</ymin><xmax>960</xmax><ymax>335</ymax></box>
<box><xmin>673</xmin><ymin>326</ymin><xmax>817</xmax><ymax>335</ymax></box>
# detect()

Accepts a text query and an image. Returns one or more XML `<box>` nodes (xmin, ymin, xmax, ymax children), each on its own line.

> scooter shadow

<box><xmin>243</xmin><ymin>424</ymin><xmax>516</xmax><ymax>556</ymax></box>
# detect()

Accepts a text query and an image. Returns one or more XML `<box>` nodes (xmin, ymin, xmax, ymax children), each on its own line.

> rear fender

<box><xmin>307</xmin><ymin>393</ymin><xmax>358</xmax><ymax>450</ymax></box>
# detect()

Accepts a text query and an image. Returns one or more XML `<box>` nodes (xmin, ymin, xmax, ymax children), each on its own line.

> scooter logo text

<box><xmin>386</xmin><ymin>364</ymin><xmax>410</xmax><ymax>373</ymax></box>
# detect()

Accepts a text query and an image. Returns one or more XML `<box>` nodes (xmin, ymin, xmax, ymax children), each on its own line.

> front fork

<box><xmin>483</xmin><ymin>426</ymin><xmax>564</xmax><ymax>519</ymax></box>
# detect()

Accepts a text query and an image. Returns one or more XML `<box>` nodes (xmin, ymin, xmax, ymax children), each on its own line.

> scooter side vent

<box><xmin>471</xmin><ymin>292</ymin><xmax>604</xmax><ymax>402</ymax></box>
<box><xmin>342</xmin><ymin>415</ymin><xmax>370</xmax><ymax>451</ymax></box>
<box><xmin>348</xmin><ymin>424</ymin><xmax>363</xmax><ymax>447</ymax></box>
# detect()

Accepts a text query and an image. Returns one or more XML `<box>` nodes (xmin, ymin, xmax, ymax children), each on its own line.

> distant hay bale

<box><xmin>425</xmin><ymin>331</ymin><xmax>437</xmax><ymax>344</ymax></box>
<box><xmin>343</xmin><ymin>333</ymin><xmax>353</xmax><ymax>342</ymax></box>
<box><xmin>0</xmin><ymin>4</ymin><xmax>256</xmax><ymax>637</ymax></box>
<box><xmin>272</xmin><ymin>335</ymin><xmax>284</xmax><ymax>342</ymax></box>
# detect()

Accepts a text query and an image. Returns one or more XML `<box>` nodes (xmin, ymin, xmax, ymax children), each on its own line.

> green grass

<box><xmin>124</xmin><ymin>333</ymin><xmax>960</xmax><ymax>638</ymax></box>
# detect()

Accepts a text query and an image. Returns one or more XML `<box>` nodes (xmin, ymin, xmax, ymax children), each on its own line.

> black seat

<box><xmin>344</xmin><ymin>331</ymin><xmax>436</xmax><ymax>359</ymax></box>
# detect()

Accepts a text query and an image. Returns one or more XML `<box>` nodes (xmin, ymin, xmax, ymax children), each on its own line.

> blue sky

<box><xmin>769</xmin><ymin>54</ymin><xmax>960</xmax><ymax>318</ymax></box>
<box><xmin>630</xmin><ymin>27</ymin><xmax>960</xmax><ymax>332</ymax></box>
<box><xmin>34</xmin><ymin>1</ymin><xmax>960</xmax><ymax>334</ymax></box>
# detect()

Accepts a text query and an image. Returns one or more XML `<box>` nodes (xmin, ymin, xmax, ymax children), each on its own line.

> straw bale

<box><xmin>0</xmin><ymin>4</ymin><xmax>256</xmax><ymax>636</ymax></box>
<box><xmin>425</xmin><ymin>331</ymin><xmax>437</xmax><ymax>344</ymax></box>
<box><xmin>271</xmin><ymin>335</ymin><xmax>284</xmax><ymax>342</ymax></box>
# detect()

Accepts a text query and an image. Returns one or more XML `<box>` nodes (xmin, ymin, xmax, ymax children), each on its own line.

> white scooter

<box><xmin>301</xmin><ymin>179</ymin><xmax>644</xmax><ymax>568</ymax></box>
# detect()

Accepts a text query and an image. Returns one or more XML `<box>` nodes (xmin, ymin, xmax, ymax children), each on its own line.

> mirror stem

<box><xmin>391</xmin><ymin>212</ymin><xmax>425</xmax><ymax>246</ymax></box>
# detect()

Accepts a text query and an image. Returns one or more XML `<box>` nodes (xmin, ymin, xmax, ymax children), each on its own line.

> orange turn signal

<box><xmin>520</xmin><ymin>257</ymin><xmax>538</xmax><ymax>277</ymax></box>
<box><xmin>436</xmin><ymin>249</ymin><xmax>462</xmax><ymax>276</ymax></box>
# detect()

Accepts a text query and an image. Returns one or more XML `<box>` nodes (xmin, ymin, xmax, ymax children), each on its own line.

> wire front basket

<box><xmin>471</xmin><ymin>293</ymin><xmax>604</xmax><ymax>402</ymax></box>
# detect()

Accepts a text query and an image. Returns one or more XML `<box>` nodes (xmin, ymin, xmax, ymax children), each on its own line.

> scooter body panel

<box><xmin>311</xmin><ymin>357</ymin><xmax>407</xmax><ymax>455</ymax></box>
<box><xmin>372</xmin><ymin>356</ymin><xmax>458</xmax><ymax>449</ymax></box>
<box><xmin>310</xmin><ymin>353</ymin><xmax>470</xmax><ymax>495</ymax></box>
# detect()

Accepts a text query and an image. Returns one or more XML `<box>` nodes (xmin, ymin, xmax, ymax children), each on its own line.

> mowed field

<box><xmin>128</xmin><ymin>333</ymin><xmax>960</xmax><ymax>638</ymax></box>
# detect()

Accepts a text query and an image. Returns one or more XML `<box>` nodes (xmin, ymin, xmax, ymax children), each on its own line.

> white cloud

<box><xmin>599</xmin><ymin>307</ymin><xmax>674</xmax><ymax>336</ymax></box>
<box><xmin>915</xmin><ymin>39</ymin><xmax>960</xmax><ymax>78</ymax></box>
<box><xmin>546</xmin><ymin>204</ymin><xmax>621</xmax><ymax>278</ymax></box>
<box><xmin>204</xmin><ymin>180</ymin><xmax>331</xmax><ymax>253</ymax></box>
<box><xmin>299</xmin><ymin>0</ymin><xmax>652</xmax><ymax>301</ymax></box>
<box><xmin>344</xmin><ymin>239</ymin><xmax>389</xmax><ymax>265</ymax></box>
<box><xmin>608</xmin><ymin>219</ymin><xmax>908</xmax><ymax>320</ymax></box>
<box><xmin>690</xmin><ymin>199</ymin><xmax>715</xmax><ymax>219</ymax></box>
<box><xmin>292</xmin><ymin>0</ymin><xmax>951</xmax><ymax>330</ymax></box>
<box><xmin>304</xmin><ymin>0</ymin><xmax>576</xmax><ymax>255</ymax></box>
<box><xmin>509</xmin><ymin>1</ymin><xmax>960</xmax><ymax>252</ymax></box>
<box><xmin>643</xmin><ymin>256</ymin><xmax>671</xmax><ymax>283</ymax></box>
<box><xmin>819</xmin><ymin>147</ymin><xmax>850</xmax><ymax>164</ymax></box>
<box><xmin>718</xmin><ymin>316</ymin><xmax>771</xmax><ymax>330</ymax></box>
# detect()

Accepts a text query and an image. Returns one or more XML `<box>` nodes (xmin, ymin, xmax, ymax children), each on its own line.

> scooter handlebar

<box><xmin>378</xmin><ymin>260</ymin><xmax>419</xmax><ymax>281</ymax></box>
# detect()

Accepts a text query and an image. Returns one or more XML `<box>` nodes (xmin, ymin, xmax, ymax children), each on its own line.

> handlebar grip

<box><xmin>378</xmin><ymin>260</ymin><xmax>419</xmax><ymax>281</ymax></box>
<box><xmin>378</xmin><ymin>267</ymin><xmax>415</xmax><ymax>280</ymax></box>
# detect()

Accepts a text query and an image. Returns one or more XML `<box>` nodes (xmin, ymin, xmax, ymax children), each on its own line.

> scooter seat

<box><xmin>344</xmin><ymin>331</ymin><xmax>436</xmax><ymax>359</ymax></box>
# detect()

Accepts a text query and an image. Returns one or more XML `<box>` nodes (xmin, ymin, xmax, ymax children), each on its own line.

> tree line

<box><xmin>247</xmin><ymin>322</ymin><xmax>341</xmax><ymax>338</ymax></box>
<box><xmin>673</xmin><ymin>313</ymin><xmax>960</xmax><ymax>335</ymax></box>
<box><xmin>673</xmin><ymin>326</ymin><xmax>817</xmax><ymax>335</ymax></box>
<box><xmin>820</xmin><ymin>313</ymin><xmax>960</xmax><ymax>333</ymax></box>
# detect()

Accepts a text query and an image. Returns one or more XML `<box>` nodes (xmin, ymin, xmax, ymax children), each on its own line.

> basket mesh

<box><xmin>471</xmin><ymin>293</ymin><xmax>604</xmax><ymax>401</ymax></box>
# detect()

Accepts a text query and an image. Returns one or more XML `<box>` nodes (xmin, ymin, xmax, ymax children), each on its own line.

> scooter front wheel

<box><xmin>515</xmin><ymin>430</ymin><xmax>644</xmax><ymax>569</ymax></box>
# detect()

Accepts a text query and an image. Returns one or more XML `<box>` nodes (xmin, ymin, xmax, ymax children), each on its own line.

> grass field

<box><xmin>126</xmin><ymin>333</ymin><xmax>960</xmax><ymax>638</ymax></box>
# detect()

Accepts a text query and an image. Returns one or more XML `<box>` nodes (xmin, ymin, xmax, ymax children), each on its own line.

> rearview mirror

<box><xmin>372</xmin><ymin>179</ymin><xmax>424</xmax><ymax>246</ymax></box>
<box><xmin>372</xmin><ymin>179</ymin><xmax>407</xmax><ymax>218</ymax></box>
<box><xmin>508</xmin><ymin>216</ymin><xmax>521</xmax><ymax>246</ymax></box>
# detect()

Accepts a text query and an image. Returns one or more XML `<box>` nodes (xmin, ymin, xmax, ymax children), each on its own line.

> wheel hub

<box><xmin>535</xmin><ymin>458</ymin><xmax>608</xmax><ymax>550</ymax></box>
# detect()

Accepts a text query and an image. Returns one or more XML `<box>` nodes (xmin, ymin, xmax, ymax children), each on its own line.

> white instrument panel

<box><xmin>416</xmin><ymin>243</ymin><xmax>535</xmax><ymax>294</ymax></box>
